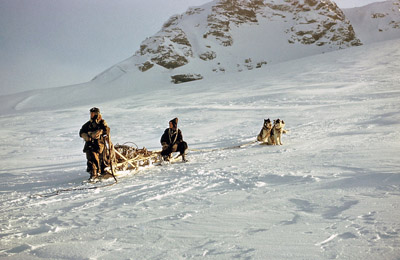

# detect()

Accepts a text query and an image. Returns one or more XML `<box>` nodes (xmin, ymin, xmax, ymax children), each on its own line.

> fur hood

<box><xmin>169</xmin><ymin>117</ymin><xmax>178</xmax><ymax>128</ymax></box>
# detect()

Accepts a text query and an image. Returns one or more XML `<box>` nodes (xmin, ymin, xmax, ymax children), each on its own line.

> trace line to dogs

<box><xmin>188</xmin><ymin>140</ymin><xmax>258</xmax><ymax>153</ymax></box>
<box><xmin>30</xmin><ymin>182</ymin><xmax>117</xmax><ymax>198</ymax></box>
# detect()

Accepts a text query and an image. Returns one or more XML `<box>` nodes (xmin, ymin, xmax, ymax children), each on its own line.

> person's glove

<box><xmin>81</xmin><ymin>133</ymin><xmax>91</xmax><ymax>142</ymax></box>
<box><xmin>161</xmin><ymin>142</ymin><xmax>169</xmax><ymax>150</ymax></box>
<box><xmin>89</xmin><ymin>130</ymin><xmax>103</xmax><ymax>139</ymax></box>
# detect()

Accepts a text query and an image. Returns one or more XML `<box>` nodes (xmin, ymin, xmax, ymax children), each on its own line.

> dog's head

<box><xmin>263</xmin><ymin>118</ymin><xmax>272</xmax><ymax>129</ymax></box>
<box><xmin>274</xmin><ymin>119</ymin><xmax>285</xmax><ymax>129</ymax></box>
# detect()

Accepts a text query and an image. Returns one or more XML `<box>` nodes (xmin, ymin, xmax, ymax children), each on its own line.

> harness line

<box><xmin>189</xmin><ymin>139</ymin><xmax>257</xmax><ymax>153</ymax></box>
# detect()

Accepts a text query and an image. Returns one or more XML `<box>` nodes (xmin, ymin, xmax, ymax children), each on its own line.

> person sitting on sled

<box><xmin>160</xmin><ymin>118</ymin><xmax>188</xmax><ymax>162</ymax></box>
<box><xmin>79</xmin><ymin>107</ymin><xmax>110</xmax><ymax>180</ymax></box>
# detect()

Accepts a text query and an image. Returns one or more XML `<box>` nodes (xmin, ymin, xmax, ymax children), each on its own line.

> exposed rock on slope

<box><xmin>278</xmin><ymin>0</ymin><xmax>361</xmax><ymax>46</ymax></box>
<box><xmin>139</xmin><ymin>27</ymin><xmax>193</xmax><ymax>69</ymax></box>
<box><xmin>203</xmin><ymin>0</ymin><xmax>361</xmax><ymax>47</ymax></box>
<box><xmin>343</xmin><ymin>0</ymin><xmax>400</xmax><ymax>44</ymax></box>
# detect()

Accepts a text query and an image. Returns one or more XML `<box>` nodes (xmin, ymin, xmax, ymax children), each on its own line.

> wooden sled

<box><xmin>99</xmin><ymin>142</ymin><xmax>187</xmax><ymax>182</ymax></box>
<box><xmin>103</xmin><ymin>143</ymin><xmax>162</xmax><ymax>177</ymax></box>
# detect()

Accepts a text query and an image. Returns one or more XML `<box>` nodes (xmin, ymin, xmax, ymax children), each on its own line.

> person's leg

<box><xmin>161</xmin><ymin>146</ymin><xmax>172</xmax><ymax>161</ymax></box>
<box><xmin>86</xmin><ymin>152</ymin><xmax>100</xmax><ymax>179</ymax></box>
<box><xmin>178</xmin><ymin>142</ymin><xmax>188</xmax><ymax>162</ymax></box>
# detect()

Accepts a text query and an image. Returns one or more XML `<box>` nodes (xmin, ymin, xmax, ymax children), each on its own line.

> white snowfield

<box><xmin>1</xmin><ymin>0</ymin><xmax>400</xmax><ymax>259</ymax></box>
<box><xmin>0</xmin><ymin>38</ymin><xmax>399</xmax><ymax>259</ymax></box>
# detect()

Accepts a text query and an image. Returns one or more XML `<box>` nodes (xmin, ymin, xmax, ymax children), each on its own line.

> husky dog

<box><xmin>271</xmin><ymin>119</ymin><xmax>288</xmax><ymax>145</ymax></box>
<box><xmin>257</xmin><ymin>118</ymin><xmax>273</xmax><ymax>144</ymax></box>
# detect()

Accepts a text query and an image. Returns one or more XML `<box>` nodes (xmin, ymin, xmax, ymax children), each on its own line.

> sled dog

<box><xmin>271</xmin><ymin>119</ymin><xmax>288</xmax><ymax>145</ymax></box>
<box><xmin>257</xmin><ymin>118</ymin><xmax>273</xmax><ymax>144</ymax></box>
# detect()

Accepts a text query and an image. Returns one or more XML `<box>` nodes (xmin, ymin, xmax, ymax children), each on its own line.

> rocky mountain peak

<box><xmin>94</xmin><ymin>0</ymin><xmax>398</xmax><ymax>85</ymax></box>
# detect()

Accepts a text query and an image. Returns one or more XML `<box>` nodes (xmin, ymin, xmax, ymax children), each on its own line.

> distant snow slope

<box><xmin>344</xmin><ymin>0</ymin><xmax>400</xmax><ymax>43</ymax></box>
<box><xmin>0</xmin><ymin>39</ymin><xmax>399</xmax><ymax>260</ymax></box>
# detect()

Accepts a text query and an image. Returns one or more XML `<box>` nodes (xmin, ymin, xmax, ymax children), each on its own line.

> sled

<box><xmin>95</xmin><ymin>141</ymin><xmax>188</xmax><ymax>182</ymax></box>
<box><xmin>103</xmin><ymin>143</ymin><xmax>162</xmax><ymax>176</ymax></box>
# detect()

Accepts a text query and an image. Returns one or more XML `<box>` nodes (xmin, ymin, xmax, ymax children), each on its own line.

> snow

<box><xmin>1</xmin><ymin>37</ymin><xmax>399</xmax><ymax>259</ymax></box>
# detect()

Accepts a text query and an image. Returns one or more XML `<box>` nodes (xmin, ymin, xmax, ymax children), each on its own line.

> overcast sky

<box><xmin>0</xmin><ymin>0</ymin><xmax>387</xmax><ymax>95</ymax></box>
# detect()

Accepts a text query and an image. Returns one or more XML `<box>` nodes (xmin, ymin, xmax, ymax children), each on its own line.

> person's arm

<box><xmin>79</xmin><ymin>122</ymin><xmax>91</xmax><ymax>141</ymax></box>
<box><xmin>101</xmin><ymin>120</ymin><xmax>110</xmax><ymax>136</ymax></box>
<box><xmin>161</xmin><ymin>129</ymin><xmax>169</xmax><ymax>144</ymax></box>
<box><xmin>177</xmin><ymin>129</ymin><xmax>183</xmax><ymax>143</ymax></box>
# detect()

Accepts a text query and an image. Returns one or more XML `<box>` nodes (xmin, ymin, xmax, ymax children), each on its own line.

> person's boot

<box><xmin>162</xmin><ymin>155</ymin><xmax>170</xmax><ymax>162</ymax></box>
<box><xmin>181</xmin><ymin>153</ymin><xmax>188</xmax><ymax>162</ymax></box>
<box><xmin>89</xmin><ymin>168</ymin><xmax>98</xmax><ymax>181</ymax></box>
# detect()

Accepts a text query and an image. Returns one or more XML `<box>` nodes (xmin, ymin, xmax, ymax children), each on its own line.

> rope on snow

<box><xmin>30</xmin><ymin>182</ymin><xmax>117</xmax><ymax>198</ymax></box>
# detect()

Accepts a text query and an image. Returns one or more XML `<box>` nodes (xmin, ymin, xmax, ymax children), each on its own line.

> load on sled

<box><xmin>103</xmin><ymin>143</ymin><xmax>162</xmax><ymax>175</ymax></box>
<box><xmin>94</xmin><ymin>139</ymin><xmax>186</xmax><ymax>181</ymax></box>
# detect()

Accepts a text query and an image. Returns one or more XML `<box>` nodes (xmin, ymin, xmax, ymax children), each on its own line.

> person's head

<box><xmin>90</xmin><ymin>107</ymin><xmax>101</xmax><ymax>121</ymax></box>
<box><xmin>169</xmin><ymin>117</ymin><xmax>178</xmax><ymax>130</ymax></box>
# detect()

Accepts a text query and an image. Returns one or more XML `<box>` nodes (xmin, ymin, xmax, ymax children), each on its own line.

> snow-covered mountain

<box><xmin>0</xmin><ymin>0</ymin><xmax>399</xmax><ymax>115</ymax></box>
<box><xmin>96</xmin><ymin>0</ymin><xmax>362</xmax><ymax>84</ymax></box>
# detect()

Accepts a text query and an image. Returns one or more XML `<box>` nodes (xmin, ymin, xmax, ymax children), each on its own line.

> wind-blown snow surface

<box><xmin>1</xmin><ymin>39</ymin><xmax>400</xmax><ymax>259</ymax></box>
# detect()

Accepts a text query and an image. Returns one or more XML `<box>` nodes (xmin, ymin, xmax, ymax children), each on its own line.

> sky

<box><xmin>0</xmin><ymin>0</ymin><xmax>387</xmax><ymax>95</ymax></box>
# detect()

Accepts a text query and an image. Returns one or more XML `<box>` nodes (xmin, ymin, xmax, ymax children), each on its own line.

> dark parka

<box><xmin>160</xmin><ymin>128</ymin><xmax>184</xmax><ymax>147</ymax></box>
<box><xmin>79</xmin><ymin>118</ymin><xmax>109</xmax><ymax>154</ymax></box>
<box><xmin>160</xmin><ymin>118</ymin><xmax>188</xmax><ymax>158</ymax></box>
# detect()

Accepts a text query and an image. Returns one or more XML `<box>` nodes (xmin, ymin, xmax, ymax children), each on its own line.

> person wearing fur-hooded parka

<box><xmin>79</xmin><ymin>107</ymin><xmax>110</xmax><ymax>180</ymax></box>
<box><xmin>160</xmin><ymin>117</ymin><xmax>188</xmax><ymax>162</ymax></box>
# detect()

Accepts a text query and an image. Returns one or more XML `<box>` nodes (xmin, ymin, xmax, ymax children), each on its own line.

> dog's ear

<box><xmin>282</xmin><ymin>120</ymin><xmax>285</xmax><ymax>124</ymax></box>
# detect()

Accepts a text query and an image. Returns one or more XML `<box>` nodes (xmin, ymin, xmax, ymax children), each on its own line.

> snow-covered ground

<box><xmin>1</xmin><ymin>39</ymin><xmax>400</xmax><ymax>259</ymax></box>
